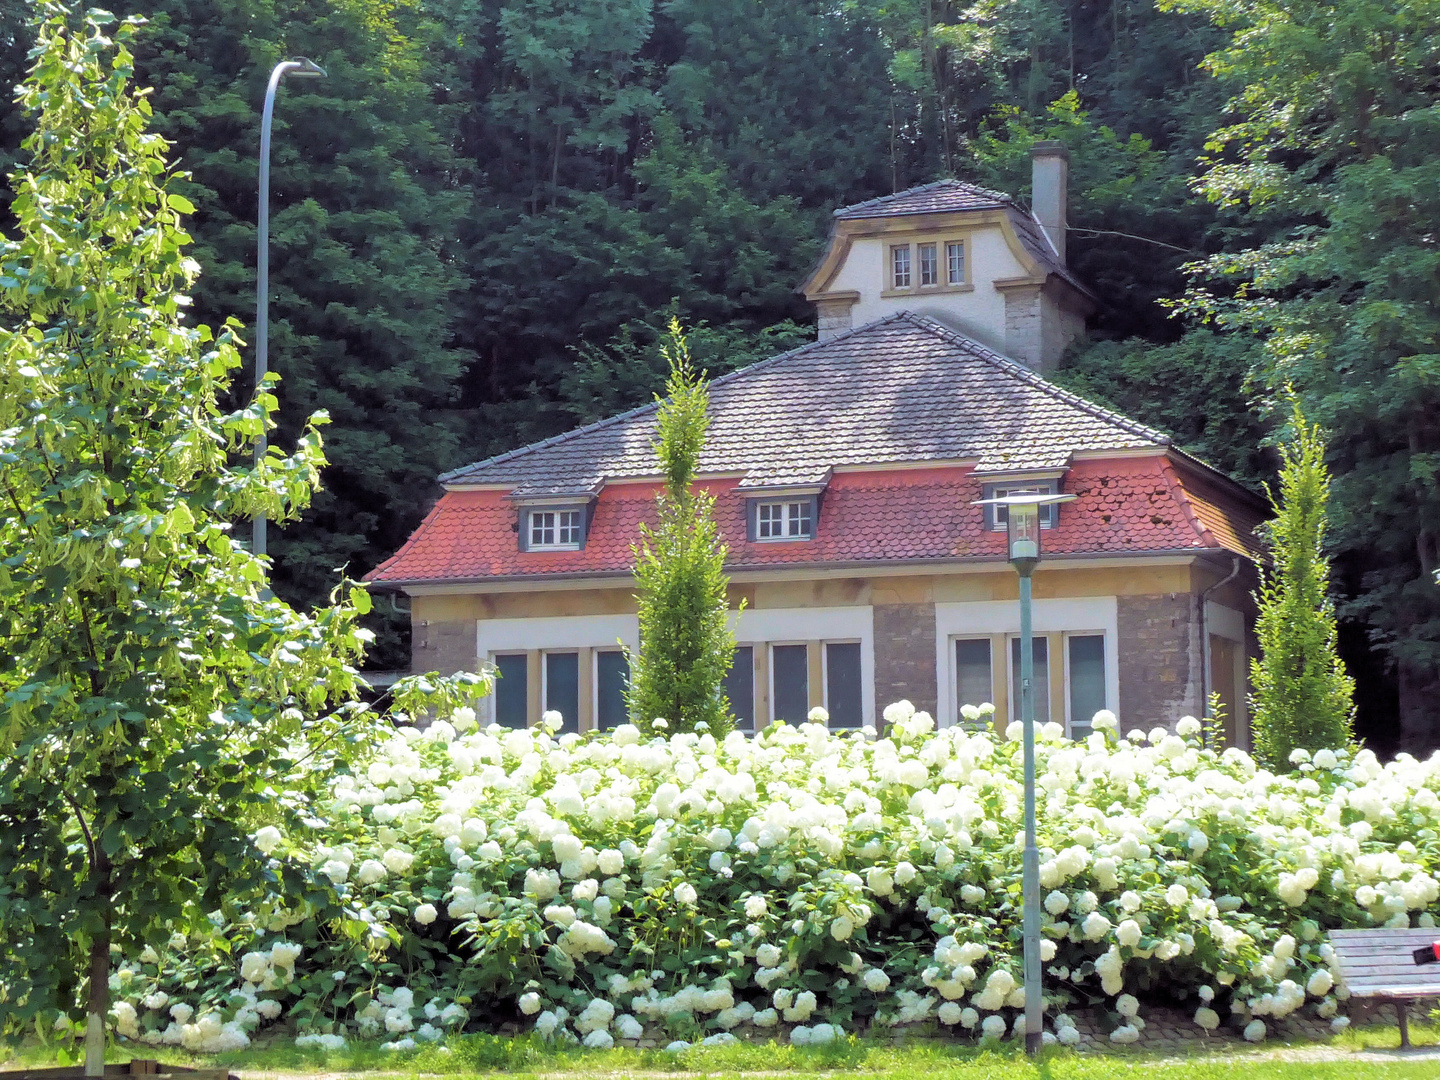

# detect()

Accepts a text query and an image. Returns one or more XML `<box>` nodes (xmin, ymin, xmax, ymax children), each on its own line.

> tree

<box><xmin>1249</xmin><ymin>408</ymin><xmax>1356</xmax><ymax>768</ymax></box>
<box><xmin>1164</xmin><ymin>0</ymin><xmax>1440</xmax><ymax>749</ymax></box>
<box><xmin>625</xmin><ymin>321</ymin><xmax>737</xmax><ymax>736</ymax></box>
<box><xmin>129</xmin><ymin>0</ymin><xmax>472</xmax><ymax>668</ymax></box>
<box><xmin>0</xmin><ymin>8</ymin><xmax>478</xmax><ymax>1069</ymax></box>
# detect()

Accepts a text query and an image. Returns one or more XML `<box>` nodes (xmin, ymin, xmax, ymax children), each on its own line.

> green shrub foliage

<box><xmin>625</xmin><ymin>321</ymin><xmax>738</xmax><ymax>736</ymax></box>
<box><xmin>1249</xmin><ymin>409</ymin><xmax>1356</xmax><ymax>767</ymax></box>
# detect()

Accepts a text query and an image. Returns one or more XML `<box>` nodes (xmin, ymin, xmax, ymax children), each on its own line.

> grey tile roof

<box><xmin>833</xmin><ymin>180</ymin><xmax>1014</xmax><ymax>219</ymax></box>
<box><xmin>440</xmin><ymin>313</ymin><xmax>1170</xmax><ymax>488</ymax></box>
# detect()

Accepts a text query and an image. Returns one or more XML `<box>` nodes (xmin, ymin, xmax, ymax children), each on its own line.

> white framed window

<box><xmin>527</xmin><ymin>507</ymin><xmax>584</xmax><ymax>550</ymax></box>
<box><xmin>984</xmin><ymin>481</ymin><xmax>1058</xmax><ymax>531</ymax></box>
<box><xmin>823</xmin><ymin>640</ymin><xmax>863</xmax><ymax>728</ymax></box>
<box><xmin>918</xmin><ymin>242</ymin><xmax>939</xmax><ymax>286</ymax></box>
<box><xmin>1008</xmin><ymin>634</ymin><xmax>1051</xmax><ymax>726</ymax></box>
<box><xmin>891</xmin><ymin>244</ymin><xmax>911</xmax><ymax>288</ymax></box>
<box><xmin>946</xmin><ymin>240</ymin><xmax>966</xmax><ymax>284</ymax></box>
<box><xmin>756</xmin><ymin>499</ymin><xmax>813</xmax><ymax>541</ymax></box>
<box><xmin>770</xmin><ymin>642</ymin><xmax>810</xmax><ymax>724</ymax></box>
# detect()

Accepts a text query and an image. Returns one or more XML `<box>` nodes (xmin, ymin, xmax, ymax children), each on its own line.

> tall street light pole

<box><xmin>254</xmin><ymin>57</ymin><xmax>326</xmax><ymax>559</ymax></box>
<box><xmin>973</xmin><ymin>489</ymin><xmax>1075</xmax><ymax>1054</ymax></box>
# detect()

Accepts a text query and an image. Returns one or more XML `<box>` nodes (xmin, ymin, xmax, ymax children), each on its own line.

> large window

<box><xmin>1067</xmin><ymin>634</ymin><xmax>1106</xmax><ymax>738</ymax></box>
<box><xmin>825</xmin><ymin>642</ymin><xmax>863</xmax><ymax>728</ymax></box>
<box><xmin>544</xmin><ymin>651</ymin><xmax>579</xmax><ymax>733</ymax></box>
<box><xmin>493</xmin><ymin>653</ymin><xmax>528</xmax><ymax>728</ymax></box>
<box><xmin>1009</xmin><ymin>635</ymin><xmax>1050</xmax><ymax>725</ymax></box>
<box><xmin>954</xmin><ymin>638</ymin><xmax>993</xmax><ymax>723</ymax></box>
<box><xmin>724</xmin><ymin>646</ymin><xmax>755</xmax><ymax>731</ymax></box>
<box><xmin>527</xmin><ymin>507</ymin><xmax>584</xmax><ymax>550</ymax></box>
<box><xmin>756</xmin><ymin>499</ymin><xmax>813</xmax><ymax>541</ymax></box>
<box><xmin>595</xmin><ymin>650</ymin><xmax>629</xmax><ymax>730</ymax></box>
<box><xmin>771</xmin><ymin>644</ymin><xmax>810</xmax><ymax>724</ymax></box>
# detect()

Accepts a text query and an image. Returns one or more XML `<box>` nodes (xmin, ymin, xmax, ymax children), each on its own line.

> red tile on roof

<box><xmin>367</xmin><ymin>456</ymin><xmax>1257</xmax><ymax>587</ymax></box>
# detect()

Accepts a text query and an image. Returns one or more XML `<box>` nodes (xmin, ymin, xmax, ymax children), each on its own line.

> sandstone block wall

<box><xmin>1116</xmin><ymin>594</ymin><xmax>1203</xmax><ymax>728</ymax></box>
<box><xmin>873</xmin><ymin>602</ymin><xmax>937</xmax><ymax>719</ymax></box>
<box><xmin>411</xmin><ymin>619</ymin><xmax>476</xmax><ymax>677</ymax></box>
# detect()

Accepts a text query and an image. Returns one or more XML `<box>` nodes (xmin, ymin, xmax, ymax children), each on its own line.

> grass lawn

<box><xmin>6</xmin><ymin>1020</ymin><xmax>1440</xmax><ymax>1080</ymax></box>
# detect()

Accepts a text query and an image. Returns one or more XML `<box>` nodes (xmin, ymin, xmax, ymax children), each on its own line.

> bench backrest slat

<box><xmin>1329</xmin><ymin>927</ymin><xmax>1440</xmax><ymax>1000</ymax></box>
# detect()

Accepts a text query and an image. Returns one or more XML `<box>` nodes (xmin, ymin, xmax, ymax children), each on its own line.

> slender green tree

<box><xmin>1249</xmin><ymin>408</ymin><xmax>1356</xmax><ymax>767</ymax></box>
<box><xmin>0</xmin><ymin>8</ymin><xmax>479</xmax><ymax>1068</ymax></box>
<box><xmin>625</xmin><ymin>321</ymin><xmax>737</xmax><ymax>736</ymax></box>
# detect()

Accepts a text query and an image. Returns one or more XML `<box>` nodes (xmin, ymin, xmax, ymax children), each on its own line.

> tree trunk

<box><xmin>84</xmin><ymin>856</ymin><xmax>112</xmax><ymax>1077</ymax></box>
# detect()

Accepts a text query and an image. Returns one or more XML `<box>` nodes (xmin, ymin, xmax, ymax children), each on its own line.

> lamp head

<box><xmin>971</xmin><ymin>491</ymin><xmax>1077</xmax><ymax>569</ymax></box>
<box><xmin>288</xmin><ymin>57</ymin><xmax>327</xmax><ymax>78</ymax></box>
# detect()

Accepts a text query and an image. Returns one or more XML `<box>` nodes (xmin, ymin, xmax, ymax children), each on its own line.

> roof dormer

<box><xmin>800</xmin><ymin>146</ymin><xmax>1094</xmax><ymax>374</ymax></box>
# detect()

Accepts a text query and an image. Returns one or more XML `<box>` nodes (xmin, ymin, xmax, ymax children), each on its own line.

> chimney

<box><xmin>1030</xmin><ymin>141</ymin><xmax>1069</xmax><ymax>265</ymax></box>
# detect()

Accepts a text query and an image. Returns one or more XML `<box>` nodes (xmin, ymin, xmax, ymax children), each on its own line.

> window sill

<box><xmin>524</xmin><ymin>545</ymin><xmax>583</xmax><ymax>553</ymax></box>
<box><xmin>752</xmin><ymin>536</ymin><xmax>814</xmax><ymax>544</ymax></box>
<box><xmin>881</xmin><ymin>283</ymin><xmax>975</xmax><ymax>299</ymax></box>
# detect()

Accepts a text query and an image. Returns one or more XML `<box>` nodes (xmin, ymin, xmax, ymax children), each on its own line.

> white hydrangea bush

<box><xmin>102</xmin><ymin>701</ymin><xmax>1440</xmax><ymax>1050</ymax></box>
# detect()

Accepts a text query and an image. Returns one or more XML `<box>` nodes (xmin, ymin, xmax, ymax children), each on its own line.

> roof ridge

<box><xmin>834</xmin><ymin>178</ymin><xmax>1014</xmax><ymax>217</ymax></box>
<box><xmin>440</xmin><ymin>317</ymin><xmax>922</xmax><ymax>484</ymax></box>
<box><xmin>893</xmin><ymin>312</ymin><xmax>1172</xmax><ymax>448</ymax></box>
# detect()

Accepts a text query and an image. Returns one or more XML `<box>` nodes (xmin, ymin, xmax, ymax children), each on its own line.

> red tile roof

<box><xmin>367</xmin><ymin>455</ymin><xmax>1261</xmax><ymax>587</ymax></box>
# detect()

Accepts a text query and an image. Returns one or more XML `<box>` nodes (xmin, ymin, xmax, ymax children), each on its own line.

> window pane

<box><xmin>772</xmin><ymin>644</ymin><xmax>809</xmax><ymax>724</ymax></box>
<box><xmin>825</xmin><ymin>642</ymin><xmax>863</xmax><ymax>728</ymax></box>
<box><xmin>596</xmin><ymin>651</ymin><xmax>629</xmax><ymax>730</ymax></box>
<box><xmin>559</xmin><ymin>510</ymin><xmax>581</xmax><ymax>545</ymax></box>
<box><xmin>789</xmin><ymin>501</ymin><xmax>811</xmax><ymax>537</ymax></box>
<box><xmin>724</xmin><ymin>646</ymin><xmax>754</xmax><ymax>731</ymax></box>
<box><xmin>1068</xmin><ymin>635</ymin><xmax>1106</xmax><ymax>738</ymax></box>
<box><xmin>1010</xmin><ymin>636</ymin><xmax>1050</xmax><ymax>725</ymax></box>
<box><xmin>759</xmin><ymin>503</ymin><xmax>778</xmax><ymax>538</ymax></box>
<box><xmin>545</xmin><ymin>652</ymin><xmax>579</xmax><ymax>733</ymax></box>
<box><xmin>955</xmin><ymin>638</ymin><xmax>992</xmax><ymax>721</ymax></box>
<box><xmin>947</xmin><ymin>241</ymin><xmax>965</xmax><ymax>284</ymax></box>
<box><xmin>531</xmin><ymin>511</ymin><xmax>554</xmax><ymax>547</ymax></box>
<box><xmin>892</xmin><ymin>245</ymin><xmax>911</xmax><ymax>288</ymax></box>
<box><xmin>494</xmin><ymin>654</ymin><xmax>528</xmax><ymax>728</ymax></box>
<box><xmin>919</xmin><ymin>243</ymin><xmax>938</xmax><ymax>286</ymax></box>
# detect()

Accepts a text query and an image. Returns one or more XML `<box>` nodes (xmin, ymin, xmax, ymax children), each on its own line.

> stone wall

<box><xmin>873</xmin><ymin>602</ymin><xmax>937</xmax><ymax>719</ymax></box>
<box><xmin>411</xmin><ymin>618</ymin><xmax>476</xmax><ymax>677</ymax></box>
<box><xmin>815</xmin><ymin>297</ymin><xmax>855</xmax><ymax>341</ymax></box>
<box><xmin>1002</xmin><ymin>285</ymin><xmax>1043</xmax><ymax>371</ymax></box>
<box><xmin>1116</xmin><ymin>594</ymin><xmax>1203</xmax><ymax>727</ymax></box>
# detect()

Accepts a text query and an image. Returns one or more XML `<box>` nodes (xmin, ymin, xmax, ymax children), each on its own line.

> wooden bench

<box><xmin>1330</xmin><ymin>927</ymin><xmax>1440</xmax><ymax>1048</ymax></box>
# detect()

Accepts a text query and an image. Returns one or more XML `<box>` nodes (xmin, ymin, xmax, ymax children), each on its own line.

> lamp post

<box><xmin>254</xmin><ymin>57</ymin><xmax>326</xmax><ymax>558</ymax></box>
<box><xmin>972</xmin><ymin>489</ymin><xmax>1075</xmax><ymax>1053</ymax></box>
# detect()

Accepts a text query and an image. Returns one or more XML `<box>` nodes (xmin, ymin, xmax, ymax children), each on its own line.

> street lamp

<box><xmin>972</xmin><ymin>489</ymin><xmax>1075</xmax><ymax>1053</ymax></box>
<box><xmin>254</xmin><ymin>57</ymin><xmax>326</xmax><ymax>559</ymax></box>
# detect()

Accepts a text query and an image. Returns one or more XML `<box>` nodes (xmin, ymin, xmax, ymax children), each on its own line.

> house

<box><xmin>367</xmin><ymin>143</ymin><xmax>1266</xmax><ymax>743</ymax></box>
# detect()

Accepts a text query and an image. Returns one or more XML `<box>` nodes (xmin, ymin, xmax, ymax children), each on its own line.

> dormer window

<box><xmin>883</xmin><ymin>236</ymin><xmax>971</xmax><ymax>296</ymax></box>
<box><xmin>983</xmin><ymin>480</ymin><xmax>1059</xmax><ymax>530</ymax></box>
<box><xmin>758</xmin><ymin>500</ymin><xmax>812</xmax><ymax>540</ymax></box>
<box><xmin>519</xmin><ymin>504</ymin><xmax>590</xmax><ymax>551</ymax></box>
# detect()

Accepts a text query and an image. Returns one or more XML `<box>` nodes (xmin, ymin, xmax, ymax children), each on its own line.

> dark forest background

<box><xmin>1</xmin><ymin>0</ymin><xmax>1435</xmax><ymax>751</ymax></box>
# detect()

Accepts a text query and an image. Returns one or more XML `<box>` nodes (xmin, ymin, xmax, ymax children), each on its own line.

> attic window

<box><xmin>883</xmin><ymin>237</ymin><xmax>970</xmax><ymax>296</ymax></box>
<box><xmin>525</xmin><ymin>507</ymin><xmax>585</xmax><ymax>551</ymax></box>
<box><xmin>984</xmin><ymin>481</ymin><xmax>1059</xmax><ymax>531</ymax></box>
<box><xmin>891</xmin><ymin>245</ymin><xmax>911</xmax><ymax>289</ymax></box>
<box><xmin>752</xmin><ymin>498</ymin><xmax>814</xmax><ymax>542</ymax></box>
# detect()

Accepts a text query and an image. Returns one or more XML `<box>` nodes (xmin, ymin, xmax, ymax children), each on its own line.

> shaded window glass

<box><xmin>891</xmin><ymin>245</ymin><xmax>911</xmax><ymax>288</ymax></box>
<box><xmin>772</xmin><ymin>644</ymin><xmax>809</xmax><ymax>724</ymax></box>
<box><xmin>545</xmin><ymin>652</ymin><xmax>579</xmax><ymax>733</ymax></box>
<box><xmin>1010</xmin><ymin>635</ymin><xmax>1050</xmax><ymax>725</ymax></box>
<box><xmin>825</xmin><ymin>642</ymin><xmax>862</xmax><ymax>728</ymax></box>
<box><xmin>955</xmin><ymin>638</ymin><xmax>992</xmax><ymax>722</ymax></box>
<box><xmin>723</xmin><ymin>646</ymin><xmax>754</xmax><ymax>731</ymax></box>
<box><xmin>493</xmin><ymin>654</ymin><xmax>528</xmax><ymax>728</ymax></box>
<box><xmin>596</xmin><ymin>651</ymin><xmax>629</xmax><ymax>730</ymax></box>
<box><xmin>1068</xmin><ymin>635</ymin><xmax>1106</xmax><ymax>738</ymax></box>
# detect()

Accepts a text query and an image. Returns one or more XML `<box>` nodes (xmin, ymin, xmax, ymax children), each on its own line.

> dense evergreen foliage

<box><xmin>0</xmin><ymin>0</ymin><xmax>1433</xmax><ymax>742</ymax></box>
<box><xmin>1249</xmin><ymin>411</ymin><xmax>1356</xmax><ymax>768</ymax></box>
<box><xmin>626</xmin><ymin>323</ymin><xmax>737</xmax><ymax>736</ymax></box>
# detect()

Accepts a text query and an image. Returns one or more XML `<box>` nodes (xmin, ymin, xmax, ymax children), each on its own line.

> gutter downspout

<box><xmin>1200</xmin><ymin>554</ymin><xmax>1243</xmax><ymax>737</ymax></box>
